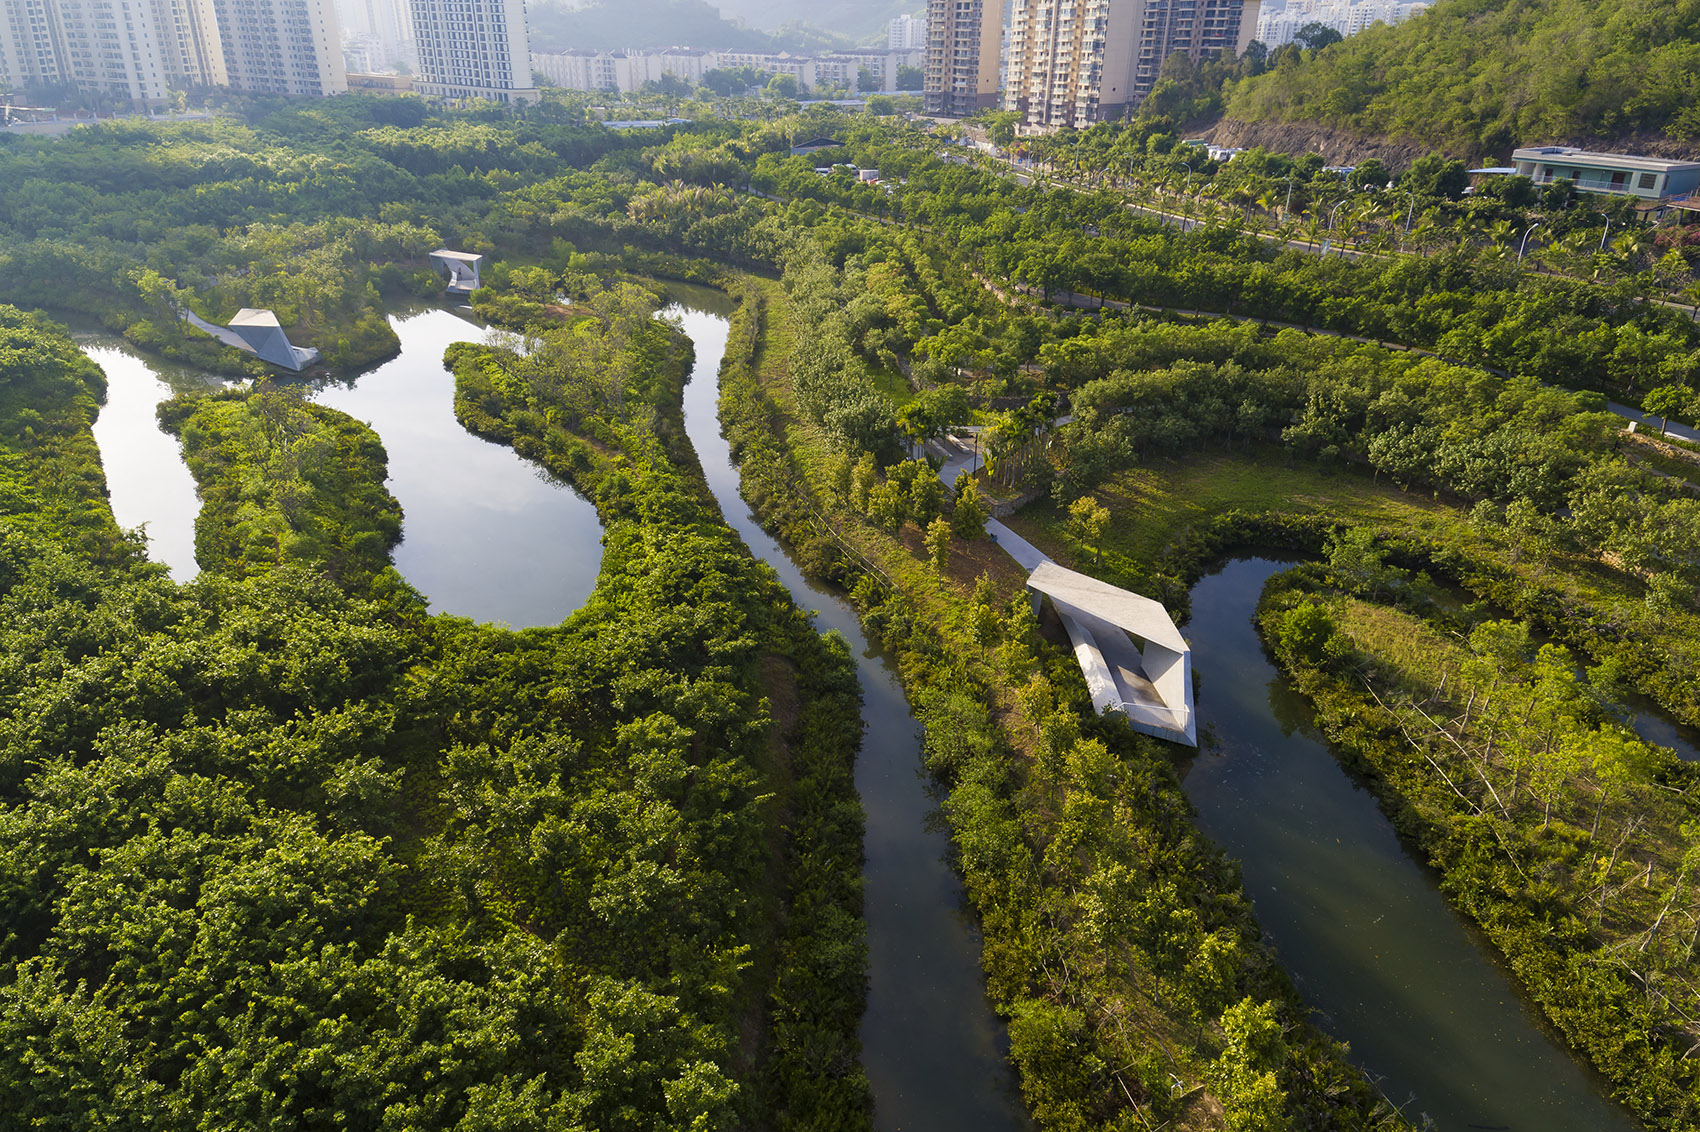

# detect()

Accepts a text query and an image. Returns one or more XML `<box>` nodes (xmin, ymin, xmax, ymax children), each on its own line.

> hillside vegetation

<box><xmin>527</xmin><ymin>0</ymin><xmax>859</xmax><ymax>52</ymax></box>
<box><xmin>1226</xmin><ymin>0</ymin><xmax>1700</xmax><ymax>159</ymax></box>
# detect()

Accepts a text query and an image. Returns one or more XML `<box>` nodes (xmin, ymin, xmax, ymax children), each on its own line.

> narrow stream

<box><xmin>668</xmin><ymin>298</ymin><xmax>1031</xmax><ymax>1132</ymax></box>
<box><xmin>1183</xmin><ymin>557</ymin><xmax>1641</xmax><ymax>1132</ymax></box>
<box><xmin>79</xmin><ymin>333</ymin><xmax>224</xmax><ymax>580</ymax></box>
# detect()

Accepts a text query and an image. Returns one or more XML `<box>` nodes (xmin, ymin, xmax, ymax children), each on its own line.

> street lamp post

<box><xmin>1598</xmin><ymin>217</ymin><xmax>1613</xmax><ymax>253</ymax></box>
<box><xmin>1322</xmin><ymin>199</ymin><xmax>1346</xmax><ymax>256</ymax></box>
<box><xmin>1181</xmin><ymin>161</ymin><xmax>1193</xmax><ymax>232</ymax></box>
<box><xmin>1518</xmin><ymin>222</ymin><xmax>1541</xmax><ymax>264</ymax></box>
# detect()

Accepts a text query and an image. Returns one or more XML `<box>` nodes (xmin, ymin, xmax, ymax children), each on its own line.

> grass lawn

<box><xmin>1000</xmin><ymin>448</ymin><xmax>1700</xmax><ymax>726</ymax></box>
<box><xmin>1002</xmin><ymin>448</ymin><xmax>1460</xmax><ymax>586</ymax></box>
<box><xmin>866</xmin><ymin>362</ymin><xmax>915</xmax><ymax>407</ymax></box>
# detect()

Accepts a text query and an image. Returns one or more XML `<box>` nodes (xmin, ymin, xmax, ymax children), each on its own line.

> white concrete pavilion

<box><xmin>430</xmin><ymin>249</ymin><xmax>484</xmax><ymax>295</ymax></box>
<box><xmin>940</xmin><ymin>454</ymin><xmax>1196</xmax><ymax>746</ymax></box>
<box><xmin>1024</xmin><ymin>561</ymin><xmax>1196</xmax><ymax>747</ymax></box>
<box><xmin>181</xmin><ymin>308</ymin><xmax>321</xmax><ymax>371</ymax></box>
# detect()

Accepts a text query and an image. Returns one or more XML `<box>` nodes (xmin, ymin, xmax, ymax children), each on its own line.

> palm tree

<box><xmin>1683</xmin><ymin>280</ymin><xmax>1700</xmax><ymax>321</ymax></box>
<box><xmin>1410</xmin><ymin>214</ymin><xmax>1439</xmax><ymax>258</ymax></box>
<box><xmin>1615</xmin><ymin>229</ymin><xmax>1650</xmax><ymax>272</ymax></box>
<box><xmin>1304</xmin><ymin>210</ymin><xmax>1325</xmax><ymax>251</ymax></box>
<box><xmin>1253</xmin><ymin>191</ymin><xmax>1277</xmax><ymax>235</ymax></box>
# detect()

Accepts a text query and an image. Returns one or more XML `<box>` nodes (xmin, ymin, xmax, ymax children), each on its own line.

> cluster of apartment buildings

<box><xmin>0</xmin><ymin>0</ymin><xmax>537</xmax><ymax>105</ymax></box>
<box><xmin>530</xmin><ymin>46</ymin><xmax>924</xmax><ymax>95</ymax></box>
<box><xmin>1253</xmin><ymin>0</ymin><xmax>1427</xmax><ymax>47</ymax></box>
<box><xmin>0</xmin><ymin>0</ymin><xmax>345</xmax><ymax>102</ymax></box>
<box><xmin>925</xmin><ymin>0</ymin><xmax>1262</xmax><ymax>127</ymax></box>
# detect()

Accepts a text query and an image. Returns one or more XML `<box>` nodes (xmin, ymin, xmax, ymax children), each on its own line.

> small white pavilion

<box><xmin>430</xmin><ymin>249</ymin><xmax>484</xmax><ymax>295</ymax></box>
<box><xmin>1026</xmin><ymin>561</ymin><xmax>1196</xmax><ymax>746</ymax></box>
<box><xmin>180</xmin><ymin>308</ymin><xmax>320</xmax><ymax>371</ymax></box>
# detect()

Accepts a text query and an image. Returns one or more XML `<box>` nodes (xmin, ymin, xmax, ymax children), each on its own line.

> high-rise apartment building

<box><xmin>410</xmin><ymin>0</ymin><xmax>536</xmax><ymax>103</ymax></box>
<box><xmin>335</xmin><ymin>0</ymin><xmax>413</xmax><ymax>73</ymax></box>
<box><xmin>923</xmin><ymin>0</ymin><xmax>1001</xmax><ymax>117</ymax></box>
<box><xmin>154</xmin><ymin>0</ymin><xmax>228</xmax><ymax>88</ymax></box>
<box><xmin>1</xmin><ymin>0</ymin><xmax>346</xmax><ymax>101</ymax></box>
<box><xmin>888</xmin><ymin>12</ymin><xmax>924</xmax><ymax>49</ymax></box>
<box><xmin>1</xmin><ymin>0</ymin><xmax>228</xmax><ymax>104</ymax></box>
<box><xmin>211</xmin><ymin>0</ymin><xmax>345</xmax><ymax>96</ymax></box>
<box><xmin>54</xmin><ymin>0</ymin><xmax>174</xmax><ymax>102</ymax></box>
<box><xmin>1131</xmin><ymin>0</ymin><xmax>1258</xmax><ymax>98</ymax></box>
<box><xmin>1005</xmin><ymin>0</ymin><xmax>1258</xmax><ymax>128</ymax></box>
<box><xmin>0</xmin><ymin>0</ymin><xmax>67</xmax><ymax>90</ymax></box>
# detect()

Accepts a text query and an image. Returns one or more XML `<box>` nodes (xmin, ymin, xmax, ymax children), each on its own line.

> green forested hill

<box><xmin>1225</xmin><ymin>0</ymin><xmax>1700</xmax><ymax>158</ymax></box>
<box><xmin>526</xmin><ymin>0</ymin><xmax>861</xmax><ymax>52</ymax></box>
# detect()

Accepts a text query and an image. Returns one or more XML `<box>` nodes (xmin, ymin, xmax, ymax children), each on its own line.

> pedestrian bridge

<box><xmin>983</xmin><ymin>518</ymin><xmax>1196</xmax><ymax>747</ymax></box>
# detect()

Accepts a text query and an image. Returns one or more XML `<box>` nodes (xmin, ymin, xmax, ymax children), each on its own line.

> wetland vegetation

<box><xmin>2</xmin><ymin>94</ymin><xmax>1698</xmax><ymax>1132</ymax></box>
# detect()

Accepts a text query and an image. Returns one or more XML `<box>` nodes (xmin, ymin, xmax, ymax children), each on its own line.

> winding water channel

<box><xmin>79</xmin><ymin>301</ymin><xmax>1658</xmax><ymax>1131</ymax></box>
<box><xmin>667</xmin><ymin>297</ymin><xmax>1031</xmax><ymax>1132</ymax></box>
<box><xmin>79</xmin><ymin>332</ymin><xmax>222</xmax><ymax>580</ymax></box>
<box><xmin>312</xmin><ymin>307</ymin><xmax>604</xmax><ymax>627</ymax></box>
<box><xmin>1183</xmin><ymin>558</ymin><xmax>1640</xmax><ymax>1132</ymax></box>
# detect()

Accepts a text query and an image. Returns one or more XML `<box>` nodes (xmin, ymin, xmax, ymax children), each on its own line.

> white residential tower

<box><xmin>410</xmin><ymin>0</ymin><xmax>535</xmax><ymax>103</ymax></box>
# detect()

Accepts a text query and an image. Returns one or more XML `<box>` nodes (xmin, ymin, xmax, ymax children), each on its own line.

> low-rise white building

<box><xmin>1511</xmin><ymin>146</ymin><xmax>1700</xmax><ymax>202</ymax></box>
<box><xmin>530</xmin><ymin>46</ymin><xmax>921</xmax><ymax>94</ymax></box>
<box><xmin>1255</xmin><ymin>0</ymin><xmax>1428</xmax><ymax>47</ymax></box>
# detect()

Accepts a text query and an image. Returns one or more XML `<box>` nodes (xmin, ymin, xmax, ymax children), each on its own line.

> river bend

<box><xmin>1183</xmin><ymin>557</ymin><xmax>1639</xmax><ymax>1132</ymax></box>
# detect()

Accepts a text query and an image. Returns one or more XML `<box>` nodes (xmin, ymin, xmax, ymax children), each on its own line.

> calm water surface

<box><xmin>1626</xmin><ymin>695</ymin><xmax>1700</xmax><ymax>762</ymax></box>
<box><xmin>669</xmin><ymin>299</ymin><xmax>1030</xmax><ymax>1132</ymax></box>
<box><xmin>1183</xmin><ymin>557</ymin><xmax>1641</xmax><ymax>1132</ymax></box>
<box><xmin>81</xmin><ymin>334</ymin><xmax>224</xmax><ymax>580</ymax></box>
<box><xmin>312</xmin><ymin>307</ymin><xmax>604</xmax><ymax>627</ymax></box>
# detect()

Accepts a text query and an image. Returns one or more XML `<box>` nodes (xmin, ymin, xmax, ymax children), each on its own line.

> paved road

<box><xmin>1610</xmin><ymin>401</ymin><xmax>1700</xmax><ymax>443</ymax></box>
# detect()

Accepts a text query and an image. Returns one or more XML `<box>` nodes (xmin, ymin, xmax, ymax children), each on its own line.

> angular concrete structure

<box><xmin>1026</xmin><ymin>561</ymin><xmax>1196</xmax><ymax>746</ymax></box>
<box><xmin>182</xmin><ymin>308</ymin><xmax>321</xmax><ymax>371</ymax></box>
<box><xmin>430</xmin><ymin>249</ymin><xmax>483</xmax><ymax>295</ymax></box>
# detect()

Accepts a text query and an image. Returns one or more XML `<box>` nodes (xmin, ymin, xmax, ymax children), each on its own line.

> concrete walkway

<box><xmin>984</xmin><ymin>518</ymin><xmax>1047</xmax><ymax>571</ymax></box>
<box><xmin>928</xmin><ymin>430</ymin><xmax>984</xmax><ymax>486</ymax></box>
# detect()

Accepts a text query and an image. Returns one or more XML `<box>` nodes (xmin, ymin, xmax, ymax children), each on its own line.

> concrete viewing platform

<box><xmin>935</xmin><ymin>438</ymin><xmax>1196</xmax><ymax>745</ymax></box>
<box><xmin>181</xmin><ymin>308</ymin><xmax>321</xmax><ymax>371</ymax></box>
<box><xmin>430</xmin><ymin>249</ymin><xmax>483</xmax><ymax>295</ymax></box>
<box><xmin>1024</xmin><ymin>562</ymin><xmax>1195</xmax><ymax>746</ymax></box>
